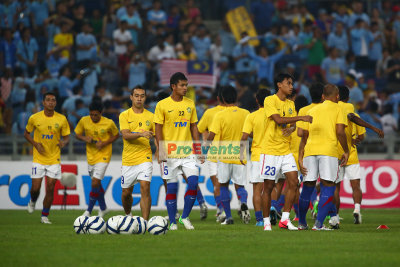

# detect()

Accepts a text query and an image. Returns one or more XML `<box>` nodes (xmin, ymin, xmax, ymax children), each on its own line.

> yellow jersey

<box><xmin>337</xmin><ymin>102</ymin><xmax>366</xmax><ymax>165</ymax></box>
<box><xmin>119</xmin><ymin>108</ymin><xmax>154</xmax><ymax>166</ymax></box>
<box><xmin>297</xmin><ymin>103</ymin><xmax>319</xmax><ymax>130</ymax></box>
<box><xmin>25</xmin><ymin>111</ymin><xmax>70</xmax><ymax>165</ymax></box>
<box><xmin>153</xmin><ymin>96</ymin><xmax>198</xmax><ymax>142</ymax></box>
<box><xmin>210</xmin><ymin>106</ymin><xmax>250</xmax><ymax>164</ymax></box>
<box><xmin>74</xmin><ymin>116</ymin><xmax>119</xmax><ymax>165</ymax></box>
<box><xmin>289</xmin><ymin>110</ymin><xmax>301</xmax><ymax>168</ymax></box>
<box><xmin>53</xmin><ymin>33</ymin><xmax>74</xmax><ymax>58</ymax></box>
<box><xmin>198</xmin><ymin>105</ymin><xmax>225</xmax><ymax>163</ymax></box>
<box><xmin>242</xmin><ymin>108</ymin><xmax>265</xmax><ymax>162</ymax></box>
<box><xmin>304</xmin><ymin>100</ymin><xmax>347</xmax><ymax>158</ymax></box>
<box><xmin>261</xmin><ymin>94</ymin><xmax>296</xmax><ymax>155</ymax></box>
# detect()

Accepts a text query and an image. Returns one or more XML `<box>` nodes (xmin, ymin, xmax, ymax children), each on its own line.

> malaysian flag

<box><xmin>160</xmin><ymin>59</ymin><xmax>217</xmax><ymax>88</ymax></box>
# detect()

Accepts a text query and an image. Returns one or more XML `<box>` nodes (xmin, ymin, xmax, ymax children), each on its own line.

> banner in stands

<box><xmin>226</xmin><ymin>6</ymin><xmax>260</xmax><ymax>46</ymax></box>
<box><xmin>0</xmin><ymin>160</ymin><xmax>399</xmax><ymax>210</ymax></box>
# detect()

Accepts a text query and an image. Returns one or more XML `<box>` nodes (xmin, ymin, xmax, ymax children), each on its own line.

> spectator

<box><xmin>126</xmin><ymin>51</ymin><xmax>147</xmax><ymax>89</ymax></box>
<box><xmin>167</xmin><ymin>4</ymin><xmax>181</xmax><ymax>33</ymax></box>
<box><xmin>90</xmin><ymin>9</ymin><xmax>103</xmax><ymax>38</ymax></box>
<box><xmin>121</xmin><ymin>3</ymin><xmax>142</xmax><ymax>47</ymax></box>
<box><xmin>147</xmin><ymin>0</ymin><xmax>167</xmax><ymax>27</ymax></box>
<box><xmin>297</xmin><ymin>20</ymin><xmax>314</xmax><ymax>65</ymax></box>
<box><xmin>368</xmin><ymin>22</ymin><xmax>383</xmax><ymax>63</ymax></box>
<box><xmin>102</xmin><ymin>5</ymin><xmax>117</xmax><ymax>41</ymax></box>
<box><xmin>98</xmin><ymin>43</ymin><xmax>118</xmax><ymax>91</ymax></box>
<box><xmin>307</xmin><ymin>27</ymin><xmax>326</xmax><ymax>79</ymax></box>
<box><xmin>217</xmin><ymin>56</ymin><xmax>231</xmax><ymax>87</ymax></box>
<box><xmin>345</xmin><ymin>73</ymin><xmax>364</xmax><ymax>108</ymax></box>
<box><xmin>376</xmin><ymin>48</ymin><xmax>392</xmax><ymax>79</ymax></box>
<box><xmin>191</xmin><ymin>25</ymin><xmax>211</xmax><ymax>60</ymax></box>
<box><xmin>350</xmin><ymin>19</ymin><xmax>369</xmax><ymax>57</ymax></box>
<box><xmin>10</xmin><ymin>76</ymin><xmax>27</xmax><ymax>123</ymax></box>
<box><xmin>332</xmin><ymin>5</ymin><xmax>349</xmax><ymax>30</ymax></box>
<box><xmin>177</xmin><ymin>42</ymin><xmax>197</xmax><ymax>60</ymax></box>
<box><xmin>348</xmin><ymin>1</ymin><xmax>370</xmax><ymax>28</ymax></box>
<box><xmin>71</xmin><ymin>3</ymin><xmax>86</xmax><ymax>34</ymax></box>
<box><xmin>321</xmin><ymin>47</ymin><xmax>346</xmax><ymax>85</ymax></box>
<box><xmin>360</xmin><ymin>101</ymin><xmax>382</xmax><ymax>136</ymax></box>
<box><xmin>0</xmin><ymin>68</ymin><xmax>13</xmax><ymax>107</ymax></box>
<box><xmin>183</xmin><ymin>0</ymin><xmax>201</xmax><ymax>22</ymax></box>
<box><xmin>16</xmin><ymin>28</ymin><xmax>38</xmax><ymax>77</ymax></box>
<box><xmin>53</xmin><ymin>22</ymin><xmax>73</xmax><ymax>59</ymax></box>
<box><xmin>116</xmin><ymin>0</ymin><xmax>130</xmax><ymax>19</ymax></box>
<box><xmin>219</xmin><ymin>21</ymin><xmax>236</xmax><ymax>57</ymax></box>
<box><xmin>232</xmin><ymin>33</ymin><xmax>256</xmax><ymax>79</ymax></box>
<box><xmin>209</xmin><ymin>35</ymin><xmax>223</xmax><ymax>63</ymax></box>
<box><xmin>0</xmin><ymin>28</ymin><xmax>17</xmax><ymax>71</ymax></box>
<box><xmin>327</xmin><ymin>22</ymin><xmax>348</xmax><ymax>58</ymax></box>
<box><xmin>292</xmin><ymin>4</ymin><xmax>315</xmax><ymax>30</ymax></box>
<box><xmin>58</xmin><ymin>65</ymin><xmax>81</xmax><ymax>105</ymax></box>
<box><xmin>46</xmin><ymin>48</ymin><xmax>68</xmax><ymax>79</ymax></box>
<box><xmin>250</xmin><ymin>0</ymin><xmax>275</xmax><ymax>33</ymax></box>
<box><xmin>147</xmin><ymin>36</ymin><xmax>176</xmax><ymax>64</ymax></box>
<box><xmin>386</xmin><ymin>48</ymin><xmax>400</xmax><ymax>92</ymax></box>
<box><xmin>76</xmin><ymin>22</ymin><xmax>97</xmax><ymax>64</ymax></box>
<box><xmin>315</xmin><ymin>9</ymin><xmax>331</xmax><ymax>37</ymax></box>
<box><xmin>113</xmin><ymin>20</ymin><xmax>132</xmax><ymax>72</ymax></box>
<box><xmin>0</xmin><ymin>0</ymin><xmax>19</xmax><ymax>29</ymax></box>
<box><xmin>30</xmin><ymin>0</ymin><xmax>50</xmax><ymax>29</ymax></box>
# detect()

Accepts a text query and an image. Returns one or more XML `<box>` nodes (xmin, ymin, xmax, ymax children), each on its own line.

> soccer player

<box><xmin>154</xmin><ymin>72</ymin><xmax>202</xmax><ymax>230</ymax></box>
<box><xmin>207</xmin><ymin>85</ymin><xmax>250</xmax><ymax>225</ymax></box>
<box><xmin>298</xmin><ymin>84</ymin><xmax>349</xmax><ymax>230</ymax></box>
<box><xmin>24</xmin><ymin>92</ymin><xmax>70</xmax><ymax>224</ymax></box>
<box><xmin>259</xmin><ymin>73</ymin><xmax>312</xmax><ymax>231</ymax></box>
<box><xmin>330</xmin><ymin>85</ymin><xmax>384</xmax><ymax>226</ymax></box>
<box><xmin>75</xmin><ymin>101</ymin><xmax>119</xmax><ymax>218</ymax></box>
<box><xmin>197</xmin><ymin>90</ymin><xmax>226</xmax><ymax>221</ymax></box>
<box><xmin>119</xmin><ymin>85</ymin><xmax>154</xmax><ymax>220</ymax></box>
<box><xmin>241</xmin><ymin>89</ymin><xmax>270</xmax><ymax>226</ymax></box>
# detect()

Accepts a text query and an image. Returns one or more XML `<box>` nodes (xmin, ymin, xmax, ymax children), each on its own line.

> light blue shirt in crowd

<box><xmin>321</xmin><ymin>57</ymin><xmax>346</xmax><ymax>84</ymax></box>
<box><xmin>349</xmin><ymin>86</ymin><xmax>364</xmax><ymax>104</ymax></box>
<box><xmin>147</xmin><ymin>9</ymin><xmax>166</xmax><ymax>24</ymax></box>
<box><xmin>368</xmin><ymin>31</ymin><xmax>383</xmax><ymax>61</ymax></box>
<box><xmin>30</xmin><ymin>1</ymin><xmax>49</xmax><ymax>26</ymax></box>
<box><xmin>16</xmin><ymin>38</ymin><xmax>38</xmax><ymax>70</ymax></box>
<box><xmin>121</xmin><ymin>14</ymin><xmax>142</xmax><ymax>46</ymax></box>
<box><xmin>348</xmin><ymin>13</ymin><xmax>370</xmax><ymax>28</ymax></box>
<box><xmin>350</xmin><ymin>28</ymin><xmax>369</xmax><ymax>56</ymax></box>
<box><xmin>249</xmin><ymin>47</ymin><xmax>287</xmax><ymax>83</ymax></box>
<box><xmin>232</xmin><ymin>44</ymin><xmax>255</xmax><ymax>73</ymax></box>
<box><xmin>58</xmin><ymin>76</ymin><xmax>80</xmax><ymax>98</ymax></box>
<box><xmin>76</xmin><ymin>33</ymin><xmax>97</xmax><ymax>61</ymax></box>
<box><xmin>191</xmin><ymin>36</ymin><xmax>211</xmax><ymax>60</ymax></box>
<box><xmin>128</xmin><ymin>62</ymin><xmax>146</xmax><ymax>89</ymax></box>
<box><xmin>327</xmin><ymin>32</ymin><xmax>348</xmax><ymax>55</ymax></box>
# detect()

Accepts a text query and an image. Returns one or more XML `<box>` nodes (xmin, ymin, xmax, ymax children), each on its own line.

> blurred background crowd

<box><xmin>0</xmin><ymin>0</ymin><xmax>399</xmax><ymax>144</ymax></box>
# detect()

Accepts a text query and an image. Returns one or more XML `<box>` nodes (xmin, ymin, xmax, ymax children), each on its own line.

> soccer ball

<box><xmin>117</xmin><ymin>216</ymin><xmax>138</xmax><ymax>234</ymax></box>
<box><xmin>73</xmin><ymin>215</ymin><xmax>89</xmax><ymax>234</ymax></box>
<box><xmin>147</xmin><ymin>216</ymin><xmax>168</xmax><ymax>235</ymax></box>
<box><xmin>106</xmin><ymin>215</ymin><xmax>123</xmax><ymax>234</ymax></box>
<box><xmin>133</xmin><ymin>216</ymin><xmax>147</xmax><ymax>235</ymax></box>
<box><xmin>61</xmin><ymin>172</ymin><xmax>77</xmax><ymax>187</ymax></box>
<box><xmin>85</xmin><ymin>216</ymin><xmax>106</xmax><ymax>234</ymax></box>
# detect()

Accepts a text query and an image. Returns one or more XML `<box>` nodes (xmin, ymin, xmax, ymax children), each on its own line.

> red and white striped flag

<box><xmin>160</xmin><ymin>59</ymin><xmax>217</xmax><ymax>88</ymax></box>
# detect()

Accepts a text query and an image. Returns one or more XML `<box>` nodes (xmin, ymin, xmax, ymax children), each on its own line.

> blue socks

<box><xmin>41</xmin><ymin>207</ymin><xmax>50</xmax><ymax>217</ymax></box>
<box><xmin>182</xmin><ymin>176</ymin><xmax>198</xmax><ymax>219</ymax></box>
<box><xmin>316</xmin><ymin>184</ymin><xmax>336</xmax><ymax>228</ymax></box>
<box><xmin>310</xmin><ymin>188</ymin><xmax>318</xmax><ymax>205</ymax></box>
<box><xmin>255</xmin><ymin>210</ymin><xmax>263</xmax><ymax>222</ymax></box>
<box><xmin>88</xmin><ymin>186</ymin><xmax>100</xmax><ymax>213</ymax></box>
<box><xmin>298</xmin><ymin>185</ymin><xmax>314</xmax><ymax>226</ymax></box>
<box><xmin>236</xmin><ymin>186</ymin><xmax>248</xmax><ymax>204</ymax></box>
<box><xmin>98</xmin><ymin>185</ymin><xmax>107</xmax><ymax>211</ymax></box>
<box><xmin>166</xmin><ymin>182</ymin><xmax>178</xmax><ymax>224</ymax></box>
<box><xmin>277</xmin><ymin>194</ymin><xmax>285</xmax><ymax>212</ymax></box>
<box><xmin>196</xmin><ymin>187</ymin><xmax>205</xmax><ymax>204</ymax></box>
<box><xmin>293</xmin><ymin>203</ymin><xmax>299</xmax><ymax>218</ymax></box>
<box><xmin>215</xmin><ymin>195</ymin><xmax>222</xmax><ymax>212</ymax></box>
<box><xmin>220</xmin><ymin>186</ymin><xmax>232</xmax><ymax>219</ymax></box>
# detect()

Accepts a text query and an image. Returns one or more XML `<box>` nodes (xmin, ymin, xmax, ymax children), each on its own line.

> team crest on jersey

<box><xmin>55</xmin><ymin>123</ymin><xmax>59</xmax><ymax>129</ymax></box>
<box><xmin>100</xmin><ymin>129</ymin><xmax>106</xmax><ymax>134</ymax></box>
<box><xmin>48</xmin><ymin>125</ymin><xmax>52</xmax><ymax>130</ymax></box>
<box><xmin>187</xmin><ymin>107</ymin><xmax>191</xmax><ymax>113</ymax></box>
<box><xmin>288</xmin><ymin>108</ymin><xmax>293</xmax><ymax>115</ymax></box>
<box><xmin>146</xmin><ymin>120</ymin><xmax>150</xmax><ymax>126</ymax></box>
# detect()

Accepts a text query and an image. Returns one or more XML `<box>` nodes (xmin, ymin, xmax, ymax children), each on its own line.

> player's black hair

<box><xmin>256</xmin><ymin>89</ymin><xmax>270</xmax><ymax>107</ymax></box>
<box><xmin>309</xmin><ymin>82</ymin><xmax>324</xmax><ymax>103</ymax></box>
<box><xmin>338</xmin><ymin>85</ymin><xmax>350</xmax><ymax>101</ymax></box>
<box><xmin>221</xmin><ymin>85</ymin><xmax>237</xmax><ymax>104</ymax></box>
<box><xmin>295</xmin><ymin>95</ymin><xmax>308</xmax><ymax>113</ymax></box>
<box><xmin>170</xmin><ymin>72</ymin><xmax>187</xmax><ymax>88</ymax></box>
<box><xmin>131</xmin><ymin>85</ymin><xmax>146</xmax><ymax>95</ymax></box>
<box><xmin>323</xmin><ymin>84</ymin><xmax>339</xmax><ymax>97</ymax></box>
<box><xmin>274</xmin><ymin>73</ymin><xmax>294</xmax><ymax>92</ymax></box>
<box><xmin>43</xmin><ymin>91</ymin><xmax>56</xmax><ymax>100</ymax></box>
<box><xmin>89</xmin><ymin>100</ymin><xmax>103</xmax><ymax>112</ymax></box>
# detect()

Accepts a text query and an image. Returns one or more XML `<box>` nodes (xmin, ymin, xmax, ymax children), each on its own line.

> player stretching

<box><xmin>298</xmin><ymin>84</ymin><xmax>349</xmax><ymax>230</ymax></box>
<box><xmin>197</xmin><ymin>90</ymin><xmax>226</xmax><ymax>221</ymax></box>
<box><xmin>330</xmin><ymin>85</ymin><xmax>384</xmax><ymax>227</ymax></box>
<box><xmin>119</xmin><ymin>86</ymin><xmax>154</xmax><ymax>220</ymax></box>
<box><xmin>207</xmin><ymin>85</ymin><xmax>250</xmax><ymax>225</ymax></box>
<box><xmin>241</xmin><ymin>89</ymin><xmax>270</xmax><ymax>226</ymax></box>
<box><xmin>75</xmin><ymin>101</ymin><xmax>119</xmax><ymax>218</ymax></box>
<box><xmin>24</xmin><ymin>92</ymin><xmax>70</xmax><ymax>224</ymax></box>
<box><xmin>260</xmin><ymin>73</ymin><xmax>312</xmax><ymax>231</ymax></box>
<box><xmin>154</xmin><ymin>72</ymin><xmax>202</xmax><ymax>230</ymax></box>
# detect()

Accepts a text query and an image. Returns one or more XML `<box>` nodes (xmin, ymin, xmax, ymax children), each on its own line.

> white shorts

<box><xmin>121</xmin><ymin>162</ymin><xmax>152</xmax><ymax>189</ymax></box>
<box><xmin>259</xmin><ymin>154</ymin><xmax>298</xmax><ymax>181</ymax></box>
<box><xmin>88</xmin><ymin>162</ymin><xmax>109</xmax><ymax>180</ymax></box>
<box><xmin>250</xmin><ymin>161</ymin><xmax>263</xmax><ymax>184</ymax></box>
<box><xmin>161</xmin><ymin>156</ymin><xmax>198</xmax><ymax>181</ymax></box>
<box><xmin>207</xmin><ymin>160</ymin><xmax>217</xmax><ymax>177</ymax></box>
<box><xmin>337</xmin><ymin>163</ymin><xmax>361</xmax><ymax>183</ymax></box>
<box><xmin>31</xmin><ymin>163</ymin><xmax>61</xmax><ymax>179</ymax></box>
<box><xmin>217</xmin><ymin>162</ymin><xmax>246</xmax><ymax>186</ymax></box>
<box><xmin>303</xmin><ymin>155</ymin><xmax>339</xmax><ymax>183</ymax></box>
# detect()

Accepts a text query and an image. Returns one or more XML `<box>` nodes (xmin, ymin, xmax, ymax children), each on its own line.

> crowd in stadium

<box><xmin>0</xmin><ymin>0</ymin><xmax>399</xmax><ymax>139</ymax></box>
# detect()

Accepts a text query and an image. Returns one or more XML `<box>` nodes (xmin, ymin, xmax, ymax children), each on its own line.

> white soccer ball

<box><xmin>85</xmin><ymin>216</ymin><xmax>106</xmax><ymax>234</ymax></box>
<box><xmin>133</xmin><ymin>216</ymin><xmax>147</xmax><ymax>235</ymax></box>
<box><xmin>117</xmin><ymin>215</ymin><xmax>138</xmax><ymax>234</ymax></box>
<box><xmin>106</xmin><ymin>215</ymin><xmax>123</xmax><ymax>234</ymax></box>
<box><xmin>73</xmin><ymin>215</ymin><xmax>89</xmax><ymax>234</ymax></box>
<box><xmin>61</xmin><ymin>172</ymin><xmax>77</xmax><ymax>187</ymax></box>
<box><xmin>147</xmin><ymin>216</ymin><xmax>168</xmax><ymax>235</ymax></box>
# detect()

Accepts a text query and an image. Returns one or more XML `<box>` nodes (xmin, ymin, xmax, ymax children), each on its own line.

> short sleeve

<box><xmin>26</xmin><ymin>115</ymin><xmax>35</xmax><ymax>132</ymax></box>
<box><xmin>209</xmin><ymin>113</ymin><xmax>221</xmax><ymax>135</ymax></box>
<box><xmin>242</xmin><ymin>113</ymin><xmax>253</xmax><ymax>134</ymax></box>
<box><xmin>264</xmin><ymin>96</ymin><xmax>279</xmax><ymax>118</ymax></box>
<box><xmin>197</xmin><ymin>110</ymin><xmax>209</xmax><ymax>133</ymax></box>
<box><xmin>109</xmin><ymin>120</ymin><xmax>119</xmax><ymax>135</ymax></box>
<box><xmin>336</xmin><ymin>106</ymin><xmax>347</xmax><ymax>126</ymax></box>
<box><xmin>61</xmin><ymin>116</ymin><xmax>71</xmax><ymax>136</ymax></box>
<box><xmin>119</xmin><ymin>112</ymin><xmax>129</xmax><ymax>130</ymax></box>
<box><xmin>153</xmin><ymin>102</ymin><xmax>165</xmax><ymax>124</ymax></box>
<box><xmin>74</xmin><ymin>118</ymin><xmax>84</xmax><ymax>135</ymax></box>
<box><xmin>190</xmin><ymin>104</ymin><xmax>198</xmax><ymax>124</ymax></box>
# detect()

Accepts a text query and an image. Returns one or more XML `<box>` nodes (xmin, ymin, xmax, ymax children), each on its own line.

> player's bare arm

<box><xmin>298</xmin><ymin>129</ymin><xmax>308</xmax><ymax>175</ymax></box>
<box><xmin>282</xmin><ymin>124</ymin><xmax>296</xmax><ymax>137</ymax></box>
<box><xmin>348</xmin><ymin>113</ymin><xmax>384</xmax><ymax>138</ymax></box>
<box><xmin>58</xmin><ymin>135</ymin><xmax>70</xmax><ymax>149</ymax></box>
<box><xmin>154</xmin><ymin>123</ymin><xmax>166</xmax><ymax>163</ymax></box>
<box><xmin>24</xmin><ymin>129</ymin><xmax>45</xmax><ymax>154</ymax></box>
<box><xmin>240</xmin><ymin>132</ymin><xmax>250</xmax><ymax>165</ymax></box>
<box><xmin>96</xmin><ymin>132</ymin><xmax>119</xmax><ymax>150</ymax></box>
<box><xmin>270</xmin><ymin>114</ymin><xmax>312</xmax><ymax>125</ymax></box>
<box><xmin>352</xmin><ymin>133</ymin><xmax>365</xmax><ymax>147</ymax></box>
<box><xmin>75</xmin><ymin>132</ymin><xmax>93</xmax><ymax>144</ymax></box>
<box><xmin>190</xmin><ymin>123</ymin><xmax>204</xmax><ymax>163</ymax></box>
<box><xmin>336</xmin><ymin>123</ymin><xmax>349</xmax><ymax>167</ymax></box>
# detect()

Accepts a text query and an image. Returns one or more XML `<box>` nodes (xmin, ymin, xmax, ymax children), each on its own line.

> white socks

<box><xmin>354</xmin><ymin>203</ymin><xmax>361</xmax><ymax>212</ymax></box>
<box><xmin>263</xmin><ymin>217</ymin><xmax>271</xmax><ymax>225</ymax></box>
<box><xmin>281</xmin><ymin>212</ymin><xmax>290</xmax><ymax>221</ymax></box>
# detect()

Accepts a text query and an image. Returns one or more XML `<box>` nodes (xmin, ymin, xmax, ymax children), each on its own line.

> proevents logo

<box><xmin>340</xmin><ymin>161</ymin><xmax>400</xmax><ymax>208</ymax></box>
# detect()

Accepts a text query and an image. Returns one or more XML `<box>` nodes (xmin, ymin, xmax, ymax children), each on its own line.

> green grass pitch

<box><xmin>0</xmin><ymin>209</ymin><xmax>399</xmax><ymax>266</ymax></box>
